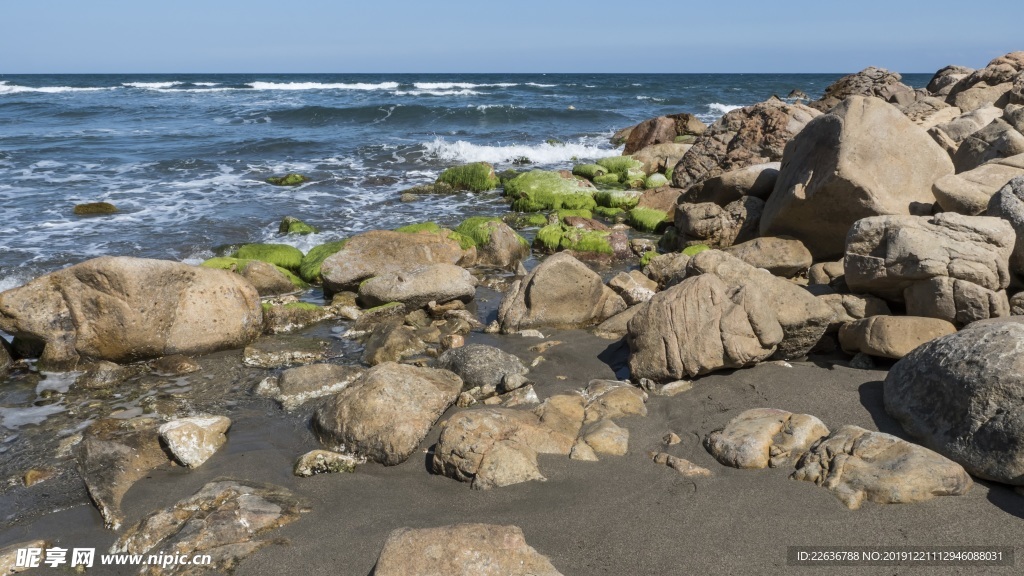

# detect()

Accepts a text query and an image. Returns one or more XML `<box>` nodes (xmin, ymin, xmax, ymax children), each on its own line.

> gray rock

<box><xmin>792</xmin><ymin>425</ymin><xmax>972</xmax><ymax>509</ymax></box>
<box><xmin>498</xmin><ymin>253</ymin><xmax>626</xmax><ymax>333</ymax></box>
<box><xmin>985</xmin><ymin>174</ymin><xmax>1024</xmax><ymax>285</ymax></box>
<box><xmin>592</xmin><ymin>305</ymin><xmax>643</xmax><ymax>340</ymax></box>
<box><xmin>74</xmin><ymin>360</ymin><xmax>145</xmax><ymax>389</ymax></box>
<box><xmin>809</xmin><ymin>67</ymin><xmax>914</xmax><ymax>111</ymax></box>
<box><xmin>927</xmin><ymin>104</ymin><xmax>1003</xmax><ymax>154</ymax></box>
<box><xmin>673</xmin><ymin>196</ymin><xmax>764</xmax><ymax>248</ymax></box>
<box><xmin>313</xmin><ymin>362</ymin><xmax>462</xmax><ymax>465</ymax></box>
<box><xmin>0</xmin><ymin>256</ymin><xmax>263</xmax><ymax>370</ymax></box>
<box><xmin>242</xmin><ymin>336</ymin><xmax>330</xmax><ymax>369</ymax></box>
<box><xmin>682</xmin><ymin>162</ymin><xmax>781</xmax><ymax>205</ymax></box>
<box><xmin>372</xmin><ymin>524</ymin><xmax>564</xmax><ymax>576</ymax></box>
<box><xmin>723</xmin><ymin>236</ymin><xmax>813</xmax><ymax>277</ymax></box>
<box><xmin>358</xmin><ymin>264</ymin><xmax>477</xmax><ymax>310</ymax></box>
<box><xmin>838</xmin><ymin>316</ymin><xmax>957</xmax><ymax>359</ymax></box>
<box><xmin>643</xmin><ymin>252</ymin><xmax>691</xmax><ymax>289</ymax></box>
<box><xmin>884</xmin><ymin>322</ymin><xmax>1024</xmax><ymax>484</ymax></box>
<box><xmin>256</xmin><ymin>364</ymin><xmax>364</xmax><ymax>410</ymax></box>
<box><xmin>158</xmin><ymin>415</ymin><xmax>231</xmax><ymax>468</ymax></box>
<box><xmin>111</xmin><ymin>479</ymin><xmax>305</xmax><ymax>573</ymax></box>
<box><xmin>607</xmin><ymin>270</ymin><xmax>658</xmax><ymax>305</ymax></box>
<box><xmin>705</xmin><ymin>408</ymin><xmax>829</xmax><ymax>469</ymax></box>
<box><xmin>762</xmin><ymin>96</ymin><xmax>954</xmax><ymax>260</ymax></box>
<box><xmin>952</xmin><ymin>118</ymin><xmax>1024</xmax><ymax>172</ymax></box>
<box><xmin>360</xmin><ymin>322</ymin><xmax>428</xmax><ymax>366</ymax></box>
<box><xmin>436</xmin><ymin>344</ymin><xmax>529</xmax><ymax>395</ymax></box>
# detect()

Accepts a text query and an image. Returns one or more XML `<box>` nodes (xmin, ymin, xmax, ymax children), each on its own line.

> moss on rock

<box><xmin>279</xmin><ymin>216</ymin><xmax>318</xmax><ymax>235</ymax></box>
<box><xmin>594</xmin><ymin>190</ymin><xmax>642</xmax><ymax>209</ymax></box>
<box><xmin>533</xmin><ymin>223</ymin><xmax>613</xmax><ymax>255</ymax></box>
<box><xmin>266</xmin><ymin>173</ymin><xmax>309</xmax><ymax>186</ymax></box>
<box><xmin>571</xmin><ymin>164</ymin><xmax>608</xmax><ymax>180</ymax></box>
<box><xmin>395</xmin><ymin>222</ymin><xmax>444</xmax><ymax>235</ymax></box>
<box><xmin>594</xmin><ymin>206</ymin><xmax>626</xmax><ymax>219</ymax></box>
<box><xmin>202</xmin><ymin>256</ymin><xmax>306</xmax><ymax>289</ymax></box>
<box><xmin>628</xmin><ymin>207</ymin><xmax>670</xmax><ymax>233</ymax></box>
<box><xmin>644</xmin><ymin>173</ymin><xmax>670</xmax><ymax>189</ymax></box>
<box><xmin>682</xmin><ymin>244</ymin><xmax>711</xmax><ymax>256</ymax></box>
<box><xmin>234</xmin><ymin>243</ymin><xmax>304</xmax><ymax>271</ymax></box>
<box><xmin>596</xmin><ymin>156</ymin><xmax>644</xmax><ymax>176</ymax></box>
<box><xmin>639</xmin><ymin>250</ymin><xmax>658</xmax><ymax>267</ymax></box>
<box><xmin>454</xmin><ymin>216</ymin><xmax>502</xmax><ymax>246</ymax></box>
<box><xmin>299</xmin><ymin>240</ymin><xmax>347</xmax><ymax>283</ymax></box>
<box><xmin>73</xmin><ymin>202</ymin><xmax>118</xmax><ymax>215</ymax></box>
<box><xmin>436</xmin><ymin>162</ymin><xmax>500</xmax><ymax>192</ymax></box>
<box><xmin>503</xmin><ymin>170</ymin><xmax>597</xmax><ymax>213</ymax></box>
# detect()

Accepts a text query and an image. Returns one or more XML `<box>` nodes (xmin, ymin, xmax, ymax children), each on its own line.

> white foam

<box><xmin>421</xmin><ymin>137</ymin><xmax>620</xmax><ymax>166</ymax></box>
<box><xmin>393</xmin><ymin>89</ymin><xmax>480</xmax><ymax>96</ymax></box>
<box><xmin>247</xmin><ymin>81</ymin><xmax>399</xmax><ymax>91</ymax></box>
<box><xmin>0</xmin><ymin>81</ymin><xmax>114</xmax><ymax>95</ymax></box>
<box><xmin>708</xmin><ymin>103</ymin><xmax>743</xmax><ymax>115</ymax></box>
<box><xmin>0</xmin><ymin>273</ymin><xmax>29</xmax><ymax>293</ymax></box>
<box><xmin>123</xmin><ymin>81</ymin><xmax>183</xmax><ymax>89</ymax></box>
<box><xmin>0</xmin><ymin>404</ymin><xmax>66</xmax><ymax>430</ymax></box>
<box><xmin>525</xmin><ymin>82</ymin><xmax>556</xmax><ymax>87</ymax></box>
<box><xmin>636</xmin><ymin>96</ymin><xmax>666</xmax><ymax>102</ymax></box>
<box><xmin>413</xmin><ymin>82</ymin><xmax>516</xmax><ymax>90</ymax></box>
<box><xmin>193</xmin><ymin>82</ymin><xmax>220</xmax><ymax>86</ymax></box>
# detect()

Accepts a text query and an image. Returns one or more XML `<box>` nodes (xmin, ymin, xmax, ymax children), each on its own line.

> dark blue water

<box><xmin>0</xmin><ymin>73</ymin><xmax>931</xmax><ymax>288</ymax></box>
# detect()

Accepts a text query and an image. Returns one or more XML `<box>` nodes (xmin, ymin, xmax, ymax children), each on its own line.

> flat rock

<box><xmin>705</xmin><ymin>408</ymin><xmax>829</xmax><ymax>469</ymax></box>
<box><xmin>242</xmin><ymin>336</ymin><xmax>330</xmax><ymax>369</ymax></box>
<box><xmin>358</xmin><ymin>263</ymin><xmax>477</xmax><ymax>310</ymax></box>
<box><xmin>723</xmin><ymin>236</ymin><xmax>813</xmax><ymax>277</ymax></box>
<box><xmin>158</xmin><ymin>415</ymin><xmax>231</xmax><ymax>468</ymax></box>
<box><xmin>792</xmin><ymin>425</ymin><xmax>972</xmax><ymax>509</ymax></box>
<box><xmin>256</xmin><ymin>363</ymin><xmax>364</xmax><ymax>410</ymax></box>
<box><xmin>838</xmin><ymin>316</ymin><xmax>957</xmax><ymax>359</ymax></box>
<box><xmin>436</xmin><ymin>344</ymin><xmax>530</xmax><ymax>396</ymax></box>
<box><xmin>652</xmin><ymin>452</ymin><xmax>713</xmax><ymax>477</ymax></box>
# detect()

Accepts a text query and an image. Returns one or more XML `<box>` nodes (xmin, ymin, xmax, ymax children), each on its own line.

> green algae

<box><xmin>644</xmin><ymin>173</ymin><xmax>669</xmax><ymax>190</ymax></box>
<box><xmin>571</xmin><ymin>164</ymin><xmax>608</xmax><ymax>180</ymax></box>
<box><xmin>682</xmin><ymin>244</ymin><xmax>711</xmax><ymax>256</ymax></box>
<box><xmin>436</xmin><ymin>162</ymin><xmax>500</xmax><ymax>192</ymax></box>
<box><xmin>628</xmin><ymin>207</ymin><xmax>670</xmax><ymax>233</ymax></box>
<box><xmin>279</xmin><ymin>216</ymin><xmax>318</xmax><ymax>235</ymax></box>
<box><xmin>234</xmin><ymin>243</ymin><xmax>304</xmax><ymax>271</ymax></box>
<box><xmin>202</xmin><ymin>256</ymin><xmax>306</xmax><ymax>289</ymax></box>
<box><xmin>639</xmin><ymin>250</ymin><xmax>658</xmax><ymax>267</ymax></box>
<box><xmin>594</xmin><ymin>190</ymin><xmax>641</xmax><ymax>209</ymax></box>
<box><xmin>73</xmin><ymin>202</ymin><xmax>118</xmax><ymax>215</ymax></box>
<box><xmin>503</xmin><ymin>170</ymin><xmax>597</xmax><ymax>213</ymax></box>
<box><xmin>596</xmin><ymin>156</ymin><xmax>644</xmax><ymax>175</ymax></box>
<box><xmin>454</xmin><ymin>216</ymin><xmax>502</xmax><ymax>247</ymax></box>
<box><xmin>266</xmin><ymin>173</ymin><xmax>309</xmax><ymax>186</ymax></box>
<box><xmin>299</xmin><ymin>239</ymin><xmax>348</xmax><ymax>283</ymax></box>
<box><xmin>395</xmin><ymin>222</ymin><xmax>444</xmax><ymax>234</ymax></box>
<box><xmin>534</xmin><ymin>223</ymin><xmax>613</xmax><ymax>255</ymax></box>
<box><xmin>594</xmin><ymin>206</ymin><xmax>625</xmax><ymax>219</ymax></box>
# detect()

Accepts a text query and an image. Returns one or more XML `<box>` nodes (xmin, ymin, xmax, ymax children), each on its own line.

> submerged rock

<box><xmin>73</xmin><ymin>201</ymin><xmax>118</xmax><ymax>215</ymax></box>
<box><xmin>266</xmin><ymin>173</ymin><xmax>308</xmax><ymax>186</ymax></box>
<box><xmin>262</xmin><ymin>301</ymin><xmax>333</xmax><ymax>334</ymax></box>
<box><xmin>242</xmin><ymin>336</ymin><xmax>330</xmax><ymax>369</ymax></box>
<box><xmin>256</xmin><ymin>363</ymin><xmax>364</xmax><ymax>411</ymax></box>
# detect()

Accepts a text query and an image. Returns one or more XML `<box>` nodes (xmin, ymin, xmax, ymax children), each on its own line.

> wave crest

<box><xmin>421</xmin><ymin>137</ymin><xmax>619</xmax><ymax>166</ymax></box>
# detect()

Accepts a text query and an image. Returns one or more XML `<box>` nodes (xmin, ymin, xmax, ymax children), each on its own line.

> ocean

<box><xmin>0</xmin><ymin>73</ymin><xmax>931</xmax><ymax>290</ymax></box>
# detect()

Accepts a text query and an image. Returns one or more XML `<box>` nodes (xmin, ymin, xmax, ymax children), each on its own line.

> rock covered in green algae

<box><xmin>594</xmin><ymin>189</ymin><xmax>642</xmax><ymax>210</ymax></box>
<box><xmin>595</xmin><ymin>155</ymin><xmax>647</xmax><ymax>188</ymax></box>
<box><xmin>503</xmin><ymin>170</ymin><xmax>597</xmax><ymax>212</ymax></box>
<box><xmin>571</xmin><ymin>163</ymin><xmax>608</xmax><ymax>180</ymax></box>
<box><xmin>644</xmin><ymin>173</ymin><xmax>670</xmax><ymax>189</ymax></box>
<box><xmin>454</xmin><ymin>216</ymin><xmax>530</xmax><ymax>268</ymax></box>
<box><xmin>201</xmin><ymin>257</ymin><xmax>306</xmax><ymax>295</ymax></box>
<box><xmin>534</xmin><ymin>223</ymin><xmax>616</xmax><ymax>256</ymax></box>
<box><xmin>627</xmin><ymin>206</ymin><xmax>671</xmax><ymax>233</ymax></box>
<box><xmin>436</xmin><ymin>162</ymin><xmax>501</xmax><ymax>192</ymax></box>
<box><xmin>232</xmin><ymin>243</ymin><xmax>304</xmax><ymax>272</ymax></box>
<box><xmin>299</xmin><ymin>239</ymin><xmax>347</xmax><ymax>283</ymax></box>
<box><xmin>278</xmin><ymin>215</ymin><xmax>318</xmax><ymax>235</ymax></box>
<box><xmin>73</xmin><ymin>201</ymin><xmax>118</xmax><ymax>215</ymax></box>
<box><xmin>265</xmin><ymin>173</ymin><xmax>308</xmax><ymax>186</ymax></box>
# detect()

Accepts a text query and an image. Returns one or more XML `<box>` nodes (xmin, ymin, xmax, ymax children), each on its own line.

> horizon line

<box><xmin>0</xmin><ymin>70</ymin><xmax>938</xmax><ymax>76</ymax></box>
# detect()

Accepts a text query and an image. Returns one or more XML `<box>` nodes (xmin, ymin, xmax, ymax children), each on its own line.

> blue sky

<box><xmin>4</xmin><ymin>0</ymin><xmax>1021</xmax><ymax>73</ymax></box>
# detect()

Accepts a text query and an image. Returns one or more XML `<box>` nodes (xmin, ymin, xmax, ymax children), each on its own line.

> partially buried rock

<box><xmin>436</xmin><ymin>344</ymin><xmax>530</xmax><ymax>397</ymax></box>
<box><xmin>78</xmin><ymin>417</ymin><xmax>171</xmax><ymax>530</ymax></box>
<box><xmin>158</xmin><ymin>415</ymin><xmax>231</xmax><ymax>469</ymax></box>
<box><xmin>73</xmin><ymin>201</ymin><xmax>118</xmax><ymax>215</ymax></box>
<box><xmin>74</xmin><ymin>360</ymin><xmax>145</xmax><ymax>389</ymax></box>
<box><xmin>704</xmin><ymin>408</ymin><xmax>829</xmax><ymax>469</ymax></box>
<box><xmin>792</xmin><ymin>425</ymin><xmax>972</xmax><ymax>509</ymax></box>
<box><xmin>242</xmin><ymin>336</ymin><xmax>330</xmax><ymax>369</ymax></box>
<box><xmin>498</xmin><ymin>252</ymin><xmax>626</xmax><ymax>333</ymax></box>
<box><xmin>313</xmin><ymin>362</ymin><xmax>462</xmax><ymax>465</ymax></box>
<box><xmin>372</xmin><ymin>524</ymin><xmax>563</xmax><ymax>576</ymax></box>
<box><xmin>358</xmin><ymin>264</ymin><xmax>477</xmax><ymax>310</ymax></box>
<box><xmin>256</xmin><ymin>363</ymin><xmax>364</xmax><ymax>411</ymax></box>
<box><xmin>838</xmin><ymin>316</ymin><xmax>956</xmax><ymax>359</ymax></box>
<box><xmin>723</xmin><ymin>236</ymin><xmax>812</xmax><ymax>278</ymax></box>
<box><xmin>360</xmin><ymin>322</ymin><xmax>429</xmax><ymax>366</ymax></box>
<box><xmin>652</xmin><ymin>452</ymin><xmax>712</xmax><ymax>477</ymax></box>
<box><xmin>293</xmin><ymin>450</ymin><xmax>358</xmax><ymax>477</ymax></box>
<box><xmin>883</xmin><ymin>321</ymin><xmax>1024</xmax><ymax>484</ymax></box>
<box><xmin>110</xmin><ymin>479</ymin><xmax>305</xmax><ymax>575</ymax></box>
<box><xmin>149</xmin><ymin>354</ymin><xmax>200</xmax><ymax>376</ymax></box>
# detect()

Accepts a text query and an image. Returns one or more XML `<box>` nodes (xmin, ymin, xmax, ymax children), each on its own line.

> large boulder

<box><xmin>838</xmin><ymin>316</ymin><xmax>957</xmax><ymax>359</ymax></box>
<box><xmin>927</xmin><ymin>65</ymin><xmax>974</xmax><ymax>96</ymax></box>
<box><xmin>884</xmin><ymin>321</ymin><xmax>1024</xmax><ymax>484</ymax></box>
<box><xmin>0</xmin><ymin>257</ymin><xmax>262</xmax><ymax>370</ymax></box>
<box><xmin>946</xmin><ymin>52</ymin><xmax>1024</xmax><ymax>111</ymax></box>
<box><xmin>933</xmin><ymin>153</ymin><xmax>1024</xmax><ymax>215</ymax></box>
<box><xmin>986</xmin><ymin>175</ymin><xmax>1024</xmax><ymax>285</ymax></box>
<box><xmin>673</xmin><ymin>197</ymin><xmax>764</xmax><ymax>249</ymax></box>
<box><xmin>320</xmin><ymin>229</ymin><xmax>473</xmax><ymax>293</ymax></box>
<box><xmin>631</xmin><ymin>143</ymin><xmax>692</xmax><ymax>175</ymax></box>
<box><xmin>623</xmin><ymin>113</ymin><xmax>706</xmax><ymax>155</ymax></box>
<box><xmin>313</xmin><ymin>362</ymin><xmax>462</xmax><ymax>465</ymax></box>
<box><xmin>844</xmin><ymin>213</ymin><xmax>1014</xmax><ymax>325</ymax></box>
<box><xmin>681</xmin><ymin>162</ymin><xmax>780</xmax><ymax>206</ymax></box>
<box><xmin>723</xmin><ymin>236</ymin><xmax>812</xmax><ymax>278</ymax></box>
<box><xmin>358</xmin><ymin>264</ymin><xmax>477</xmax><ymax>309</ymax></box>
<box><xmin>809</xmin><ymin>67</ymin><xmax>915</xmax><ymax>111</ymax></box>
<box><xmin>498</xmin><ymin>253</ymin><xmax>625</xmax><ymax>333</ymax></box>
<box><xmin>761</xmin><ymin>96</ymin><xmax>954</xmax><ymax>259</ymax></box>
<box><xmin>927</xmin><ymin>104</ymin><xmax>1004</xmax><ymax>155</ymax></box>
<box><xmin>792</xmin><ymin>426</ymin><xmax>972</xmax><ymax>509</ymax></box>
<box><xmin>671</xmin><ymin>97</ymin><xmax>820</xmax><ymax>190</ymax></box>
<box><xmin>372</xmin><ymin>524</ymin><xmax>563</xmax><ymax>576</ymax></box>
<box><xmin>951</xmin><ymin>117</ymin><xmax>1024</xmax><ymax>172</ymax></box>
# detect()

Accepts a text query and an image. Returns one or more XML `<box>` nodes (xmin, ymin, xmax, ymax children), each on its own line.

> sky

<box><xmin>3</xmin><ymin>0</ymin><xmax>1021</xmax><ymax>74</ymax></box>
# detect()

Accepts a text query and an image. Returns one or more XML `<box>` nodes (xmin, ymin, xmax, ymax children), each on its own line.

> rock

<box><xmin>631</xmin><ymin>142</ymin><xmax>693</xmax><ymax>175</ymax></box>
<box><xmin>928</xmin><ymin>104</ymin><xmax>1004</xmax><ymax>154</ymax></box>
<box><xmin>623</xmin><ymin>113</ymin><xmax>706</xmax><ymax>155</ymax></box>
<box><xmin>293</xmin><ymin>450</ymin><xmax>358</xmax><ymax>477</ymax></box>
<box><xmin>792</xmin><ymin>426</ymin><xmax>972</xmax><ymax>509</ymax></box>
<box><xmin>928</xmin><ymin>65</ymin><xmax>974</xmax><ymax>96</ymax></box>
<box><xmin>643</xmin><ymin>252</ymin><xmax>691</xmax><ymax>288</ymax></box>
<box><xmin>838</xmin><ymin>316</ymin><xmax>957</xmax><ymax>359</ymax></box>
<box><xmin>498</xmin><ymin>253</ymin><xmax>626</xmax><ymax>333</ymax></box>
<box><xmin>242</xmin><ymin>336</ymin><xmax>329</xmax><ymax>369</ymax></box>
<box><xmin>808</xmin><ymin>260</ymin><xmax>846</xmax><ymax>289</ymax></box>
<box><xmin>951</xmin><ymin>82</ymin><xmax>1013</xmax><ymax>113</ymax></box>
<box><xmin>0</xmin><ymin>257</ymin><xmax>263</xmax><ymax>370</ymax></box>
<box><xmin>111</xmin><ymin>479</ymin><xmax>305</xmax><ymax>573</ymax></box>
<box><xmin>372</xmin><ymin>524</ymin><xmax>563</xmax><ymax>576</ymax></box>
<box><xmin>262</xmin><ymin>301</ymin><xmax>333</xmax><ymax>334</ymax></box>
<box><xmin>682</xmin><ymin>162</ymin><xmax>780</xmax><ymax>206</ymax></box>
<box><xmin>582</xmin><ymin>380</ymin><xmax>648</xmax><ymax>422</ymax></box>
<box><xmin>952</xmin><ymin>115</ymin><xmax>1024</xmax><ymax>173</ymax></box>
<box><xmin>607</xmin><ymin>270</ymin><xmax>658</xmax><ymax>306</ymax></box>
<box><xmin>201</xmin><ymin>257</ymin><xmax>305</xmax><ymax>296</ymax></box>
<box><xmin>672</xmin><ymin>97</ymin><xmax>820</xmax><ymax>190</ymax></box>
<box><xmin>635</xmin><ymin>186</ymin><xmax>683</xmax><ymax>221</ymax></box>
<box><xmin>453</xmin><ymin>217</ymin><xmax>530</xmax><ymax>268</ymax></box>
<box><xmin>74</xmin><ymin>360</ymin><xmax>145</xmax><ymax>389</ymax></box>
<box><xmin>687</xmin><ymin>250</ymin><xmax>834</xmax><ymax>359</ymax></box>
<box><xmin>0</xmin><ymin>341</ymin><xmax>12</xmax><ymax>378</ymax></box>
<box><xmin>898</xmin><ymin>97</ymin><xmax>961</xmax><ymax>129</ymax></box>
<box><xmin>233</xmin><ymin>243</ymin><xmax>304</xmax><ymax>272</ymax></box>
<box><xmin>256</xmin><ymin>364</ymin><xmax>364</xmax><ymax>410</ymax></box>
<box><xmin>77</xmin><ymin>417</ymin><xmax>171</xmax><ymax>529</ymax></box>
<box><xmin>320</xmin><ymin>230</ymin><xmax>473</xmax><ymax>293</ymax></box>
<box><xmin>986</xmin><ymin>175</ymin><xmax>1024</xmax><ymax>284</ymax></box>
<box><xmin>1011</xmin><ymin>291</ymin><xmax>1024</xmax><ymax>315</ymax></box>
<box><xmin>592</xmin><ymin>305</ymin><xmax>643</xmax><ymax>340</ymax></box>
<box><xmin>532</xmin><ymin>222</ymin><xmax>630</xmax><ymax>259</ymax></box>
<box><xmin>503</xmin><ymin>170</ymin><xmax>597</xmax><ymax>213</ymax></box>
<box><xmin>158</xmin><ymin>415</ymin><xmax>230</xmax><ymax>468</ymax></box>
<box><xmin>298</xmin><ymin>239</ymin><xmax>347</xmax><ymax>284</ymax></box>
<box><xmin>576</xmin><ymin>419</ymin><xmax>629</xmax><ymax>456</ymax></box>
<box><xmin>761</xmin><ymin>96</ymin><xmax>954</xmax><ymax>259</ymax></box>
<box><xmin>358</xmin><ymin>264</ymin><xmax>477</xmax><ymax>310</ymax></box>
<box><xmin>279</xmin><ymin>215</ymin><xmax>317</xmax><ymax>235</ymax></box>
<box><xmin>148</xmin><ymin>354</ymin><xmax>200</xmax><ymax>376</ymax></box>
<box><xmin>73</xmin><ymin>201</ymin><xmax>118</xmax><ymax>215</ymax></box>
<box><xmin>809</xmin><ymin>67</ymin><xmax>914</xmax><ymax>112</ymax></box>
<box><xmin>436</xmin><ymin>344</ymin><xmax>530</xmax><ymax>396</ymax></box>
<box><xmin>705</xmin><ymin>408</ymin><xmax>829</xmax><ymax>469</ymax></box>
<box><xmin>436</xmin><ymin>162</ymin><xmax>500</xmax><ymax>192</ymax></box>
<box><xmin>817</xmin><ymin>293</ymin><xmax>891</xmax><ymax>332</ymax></box>
<box><xmin>652</xmin><ymin>453</ymin><xmax>712</xmax><ymax>477</ymax></box>
<box><xmin>933</xmin><ymin>153</ymin><xmax>1024</xmax><ymax>214</ymax></box>
<box><xmin>673</xmin><ymin>197</ymin><xmax>764</xmax><ymax>249</ymax></box>
<box><xmin>723</xmin><ymin>236</ymin><xmax>813</xmax><ymax>277</ymax></box>
<box><xmin>844</xmin><ymin>213</ymin><xmax>1013</xmax><ymax>324</ymax></box>
<box><xmin>266</xmin><ymin>173</ymin><xmax>308</xmax><ymax>186</ymax></box>
<box><xmin>884</xmin><ymin>322</ymin><xmax>1024</xmax><ymax>484</ymax></box>
<box><xmin>313</xmin><ymin>362</ymin><xmax>462</xmax><ymax>465</ymax></box>
<box><xmin>360</xmin><ymin>323</ymin><xmax>428</xmax><ymax>366</ymax></box>
<box><xmin>627</xmin><ymin>273</ymin><xmax>781</xmax><ymax>380</ymax></box>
